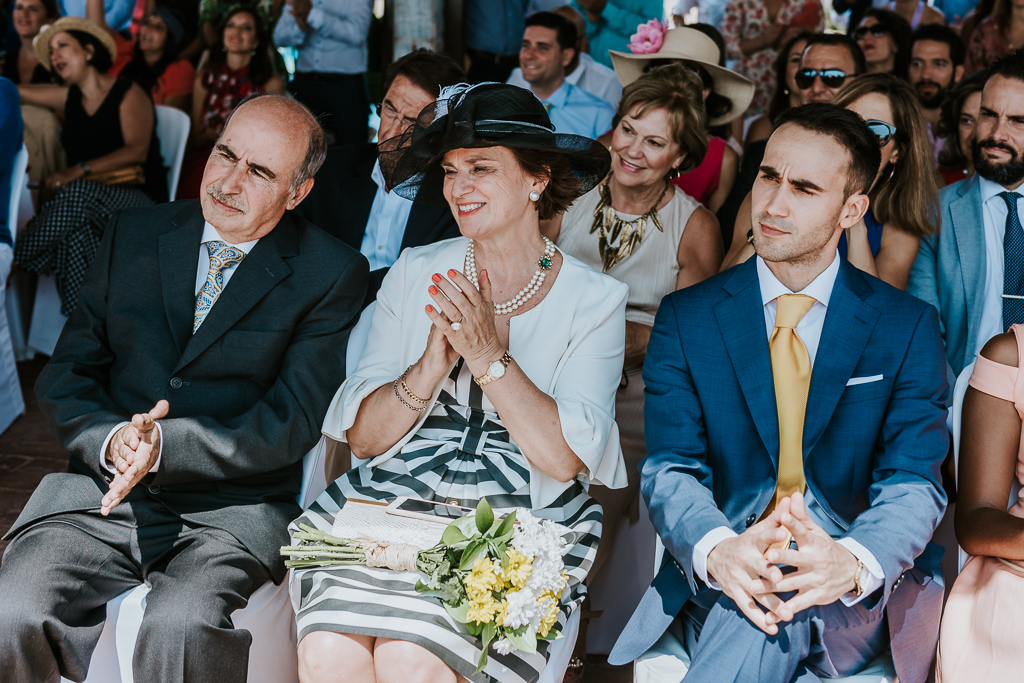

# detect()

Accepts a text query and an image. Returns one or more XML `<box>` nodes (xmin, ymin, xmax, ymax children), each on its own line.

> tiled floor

<box><xmin>0</xmin><ymin>358</ymin><xmax>632</xmax><ymax>682</ymax></box>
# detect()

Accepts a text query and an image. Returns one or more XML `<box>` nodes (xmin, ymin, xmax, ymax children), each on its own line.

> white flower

<box><xmin>493</xmin><ymin>637</ymin><xmax>514</xmax><ymax>655</ymax></box>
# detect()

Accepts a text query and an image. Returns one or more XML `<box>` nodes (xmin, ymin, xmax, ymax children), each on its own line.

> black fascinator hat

<box><xmin>379</xmin><ymin>83</ymin><xmax>611</xmax><ymax>208</ymax></box>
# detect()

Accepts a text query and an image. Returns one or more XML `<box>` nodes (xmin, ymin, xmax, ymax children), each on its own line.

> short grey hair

<box><xmin>217</xmin><ymin>92</ymin><xmax>327</xmax><ymax>192</ymax></box>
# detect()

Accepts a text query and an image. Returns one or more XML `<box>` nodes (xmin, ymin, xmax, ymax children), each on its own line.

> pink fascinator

<box><xmin>628</xmin><ymin>19</ymin><xmax>666</xmax><ymax>54</ymax></box>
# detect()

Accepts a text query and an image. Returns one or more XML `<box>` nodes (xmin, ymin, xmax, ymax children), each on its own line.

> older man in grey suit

<box><xmin>910</xmin><ymin>51</ymin><xmax>1024</xmax><ymax>381</ymax></box>
<box><xmin>0</xmin><ymin>94</ymin><xmax>368</xmax><ymax>683</ymax></box>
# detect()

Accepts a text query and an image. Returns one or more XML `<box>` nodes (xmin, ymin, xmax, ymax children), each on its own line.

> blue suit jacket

<box><xmin>908</xmin><ymin>174</ymin><xmax>985</xmax><ymax>382</ymax></box>
<box><xmin>610</xmin><ymin>258</ymin><xmax>950</xmax><ymax>683</ymax></box>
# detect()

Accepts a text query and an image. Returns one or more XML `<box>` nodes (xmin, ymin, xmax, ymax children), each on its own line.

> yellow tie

<box><xmin>765</xmin><ymin>294</ymin><xmax>816</xmax><ymax>523</ymax></box>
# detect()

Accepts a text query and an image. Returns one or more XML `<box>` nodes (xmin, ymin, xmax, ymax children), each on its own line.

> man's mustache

<box><xmin>206</xmin><ymin>184</ymin><xmax>243</xmax><ymax>211</ymax></box>
<box><xmin>978</xmin><ymin>138</ymin><xmax>1018</xmax><ymax>159</ymax></box>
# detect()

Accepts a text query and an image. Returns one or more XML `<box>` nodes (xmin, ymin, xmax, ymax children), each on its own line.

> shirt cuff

<box><xmin>306</xmin><ymin>7</ymin><xmax>324</xmax><ymax>29</ymax></box>
<box><xmin>99</xmin><ymin>422</ymin><xmax>163</xmax><ymax>475</ymax></box>
<box><xmin>836</xmin><ymin>537</ymin><xmax>885</xmax><ymax>606</ymax></box>
<box><xmin>693</xmin><ymin>525</ymin><xmax>739</xmax><ymax>589</ymax></box>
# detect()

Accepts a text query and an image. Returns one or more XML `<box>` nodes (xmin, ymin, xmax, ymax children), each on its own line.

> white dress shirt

<box><xmin>692</xmin><ymin>255</ymin><xmax>884</xmax><ymax>606</ymax></box>
<box><xmin>506</xmin><ymin>52</ymin><xmax>624</xmax><ymax>108</ymax></box>
<box><xmin>272</xmin><ymin>0</ymin><xmax>373</xmax><ymax>74</ymax></box>
<box><xmin>975</xmin><ymin>175</ymin><xmax>1024</xmax><ymax>359</ymax></box>
<box><xmin>99</xmin><ymin>222</ymin><xmax>259</xmax><ymax>476</ymax></box>
<box><xmin>359</xmin><ymin>160</ymin><xmax>415</xmax><ymax>271</ymax></box>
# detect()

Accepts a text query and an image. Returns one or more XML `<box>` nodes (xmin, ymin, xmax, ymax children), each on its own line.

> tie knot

<box><xmin>1000</xmin><ymin>191</ymin><xmax>1022</xmax><ymax>212</ymax></box>
<box><xmin>206</xmin><ymin>240</ymin><xmax>246</xmax><ymax>272</ymax></box>
<box><xmin>775</xmin><ymin>294</ymin><xmax>816</xmax><ymax>329</ymax></box>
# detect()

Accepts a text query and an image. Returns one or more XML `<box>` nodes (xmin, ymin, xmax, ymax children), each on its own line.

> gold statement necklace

<box><xmin>589</xmin><ymin>180</ymin><xmax>669</xmax><ymax>272</ymax></box>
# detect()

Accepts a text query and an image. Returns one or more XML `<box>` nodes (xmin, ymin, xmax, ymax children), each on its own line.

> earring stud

<box><xmin>529</xmin><ymin>191</ymin><xmax>540</xmax><ymax>201</ymax></box>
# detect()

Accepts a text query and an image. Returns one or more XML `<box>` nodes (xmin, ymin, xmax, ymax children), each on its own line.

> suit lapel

<box><xmin>715</xmin><ymin>261</ymin><xmax>780</xmax><ymax>459</ymax></box>
<box><xmin>158</xmin><ymin>204</ymin><xmax>205</xmax><ymax>357</ymax></box>
<box><xmin>950</xmin><ymin>176</ymin><xmax>986</xmax><ymax>355</ymax></box>
<box><xmin>801</xmin><ymin>261</ymin><xmax>879</xmax><ymax>455</ymax></box>
<box><xmin>172</xmin><ymin>213</ymin><xmax>297</xmax><ymax>372</ymax></box>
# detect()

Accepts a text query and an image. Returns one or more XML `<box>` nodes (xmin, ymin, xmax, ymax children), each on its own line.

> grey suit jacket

<box><xmin>5</xmin><ymin>200</ymin><xmax>369</xmax><ymax>582</ymax></box>
<box><xmin>908</xmin><ymin>175</ymin><xmax>986</xmax><ymax>381</ymax></box>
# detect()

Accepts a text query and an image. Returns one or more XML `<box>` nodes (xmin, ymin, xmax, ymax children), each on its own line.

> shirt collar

<box><xmin>979</xmin><ymin>174</ymin><xmax>1024</xmax><ymax>205</ymax></box>
<box><xmin>756</xmin><ymin>253</ymin><xmax>840</xmax><ymax>309</ymax></box>
<box><xmin>202</xmin><ymin>221</ymin><xmax>259</xmax><ymax>254</ymax></box>
<box><xmin>541</xmin><ymin>79</ymin><xmax>570</xmax><ymax>108</ymax></box>
<box><xmin>371</xmin><ymin>158</ymin><xmax>386</xmax><ymax>192</ymax></box>
<box><xmin>565</xmin><ymin>58</ymin><xmax>584</xmax><ymax>86</ymax></box>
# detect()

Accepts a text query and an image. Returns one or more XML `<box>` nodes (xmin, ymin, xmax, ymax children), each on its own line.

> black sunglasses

<box><xmin>794</xmin><ymin>68</ymin><xmax>848</xmax><ymax>90</ymax></box>
<box><xmin>865</xmin><ymin>119</ymin><xmax>897</xmax><ymax>146</ymax></box>
<box><xmin>853</xmin><ymin>25</ymin><xmax>889</xmax><ymax>40</ymax></box>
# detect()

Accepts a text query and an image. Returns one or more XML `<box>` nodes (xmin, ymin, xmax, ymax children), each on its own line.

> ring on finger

<box><xmin>451</xmin><ymin>316</ymin><xmax>465</xmax><ymax>331</ymax></box>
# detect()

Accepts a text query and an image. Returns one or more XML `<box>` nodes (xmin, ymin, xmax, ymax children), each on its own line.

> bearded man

<box><xmin>908</xmin><ymin>25</ymin><xmax>965</xmax><ymax>162</ymax></box>
<box><xmin>910</xmin><ymin>49</ymin><xmax>1024</xmax><ymax>383</ymax></box>
<box><xmin>610</xmin><ymin>102</ymin><xmax>949</xmax><ymax>683</ymax></box>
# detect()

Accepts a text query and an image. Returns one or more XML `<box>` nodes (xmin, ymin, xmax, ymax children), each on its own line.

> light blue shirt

<box><xmin>465</xmin><ymin>0</ymin><xmax>529</xmax><ymax>56</ymax></box>
<box><xmin>540</xmin><ymin>80</ymin><xmax>616</xmax><ymax>139</ymax></box>
<box><xmin>60</xmin><ymin>0</ymin><xmax>134</xmax><ymax>32</ymax></box>
<box><xmin>273</xmin><ymin>0</ymin><xmax>372</xmax><ymax>74</ymax></box>
<box><xmin>360</xmin><ymin>160</ymin><xmax>414</xmax><ymax>270</ymax></box>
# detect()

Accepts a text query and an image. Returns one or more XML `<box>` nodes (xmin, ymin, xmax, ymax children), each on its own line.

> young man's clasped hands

<box><xmin>707</xmin><ymin>492</ymin><xmax>861</xmax><ymax>635</ymax></box>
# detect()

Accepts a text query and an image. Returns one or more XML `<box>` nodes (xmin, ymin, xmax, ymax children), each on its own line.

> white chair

<box><xmin>638</xmin><ymin>537</ymin><xmax>898</xmax><ymax>682</ymax></box>
<box><xmin>0</xmin><ymin>146</ymin><xmax>29</xmax><ymax>433</ymax></box>
<box><xmin>26</xmin><ymin>274</ymin><xmax>66</xmax><ymax>357</ymax></box>
<box><xmin>951</xmin><ymin>360</ymin><xmax>1021</xmax><ymax>572</ymax></box>
<box><xmin>153</xmin><ymin>105</ymin><xmax>190</xmax><ymax>200</ymax></box>
<box><xmin>5</xmin><ymin>144</ymin><xmax>34</xmax><ymax>359</ymax></box>
<box><xmin>61</xmin><ymin>443</ymin><xmax>329</xmax><ymax>683</ymax></box>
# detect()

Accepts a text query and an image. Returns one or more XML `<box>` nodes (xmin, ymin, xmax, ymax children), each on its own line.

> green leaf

<box><xmin>459</xmin><ymin>539</ymin><xmax>488</xmax><ymax>570</ymax></box>
<box><xmin>481</xmin><ymin>621</ymin><xmax>497</xmax><ymax>650</ymax></box>
<box><xmin>493</xmin><ymin>510</ymin><xmax>517</xmax><ymax>539</ymax></box>
<box><xmin>466</xmin><ymin>620</ymin><xmax>483</xmax><ymax>637</ymax></box>
<box><xmin>476</xmin><ymin>497</ymin><xmax>494</xmax><ymax>535</ymax></box>
<box><xmin>453</xmin><ymin>514</ymin><xmax>479</xmax><ymax>538</ymax></box>
<box><xmin>506</xmin><ymin>627</ymin><xmax>537</xmax><ymax>654</ymax></box>
<box><xmin>474</xmin><ymin>649</ymin><xmax>489</xmax><ymax>674</ymax></box>
<box><xmin>441</xmin><ymin>522</ymin><xmax>468</xmax><ymax>546</ymax></box>
<box><xmin>443</xmin><ymin>600</ymin><xmax>471</xmax><ymax>623</ymax></box>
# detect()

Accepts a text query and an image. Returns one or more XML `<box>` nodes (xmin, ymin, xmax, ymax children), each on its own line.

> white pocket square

<box><xmin>847</xmin><ymin>375</ymin><xmax>883</xmax><ymax>386</ymax></box>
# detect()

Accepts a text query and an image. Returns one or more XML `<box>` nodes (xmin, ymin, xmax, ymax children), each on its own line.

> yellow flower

<box><xmin>465</xmin><ymin>556</ymin><xmax>501</xmax><ymax>598</ymax></box>
<box><xmin>501</xmin><ymin>549</ymin><xmax>533</xmax><ymax>589</ymax></box>
<box><xmin>495</xmin><ymin>598</ymin><xmax>509</xmax><ymax>627</ymax></box>
<box><xmin>538</xmin><ymin>599</ymin><xmax>560</xmax><ymax>638</ymax></box>
<box><xmin>466</xmin><ymin>594</ymin><xmax>501</xmax><ymax>625</ymax></box>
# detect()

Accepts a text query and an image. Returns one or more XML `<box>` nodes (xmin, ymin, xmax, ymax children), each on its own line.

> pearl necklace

<box><xmin>464</xmin><ymin>237</ymin><xmax>555</xmax><ymax>316</ymax></box>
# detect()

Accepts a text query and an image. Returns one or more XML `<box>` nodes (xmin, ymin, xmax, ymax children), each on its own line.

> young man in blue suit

<box><xmin>610</xmin><ymin>104</ymin><xmax>950</xmax><ymax>683</ymax></box>
<box><xmin>910</xmin><ymin>50</ymin><xmax>1024</xmax><ymax>383</ymax></box>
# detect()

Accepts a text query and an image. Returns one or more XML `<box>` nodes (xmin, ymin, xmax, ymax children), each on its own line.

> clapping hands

<box><xmin>423</xmin><ymin>269</ymin><xmax>505</xmax><ymax>378</ymax></box>
<box><xmin>707</xmin><ymin>492</ymin><xmax>859</xmax><ymax>634</ymax></box>
<box><xmin>101</xmin><ymin>400</ymin><xmax>170</xmax><ymax>515</ymax></box>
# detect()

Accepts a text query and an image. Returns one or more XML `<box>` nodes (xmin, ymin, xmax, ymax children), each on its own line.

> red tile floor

<box><xmin>0</xmin><ymin>358</ymin><xmax>631</xmax><ymax>682</ymax></box>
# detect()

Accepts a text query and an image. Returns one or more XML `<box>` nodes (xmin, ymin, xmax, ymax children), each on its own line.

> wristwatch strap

<box><xmin>474</xmin><ymin>351</ymin><xmax>513</xmax><ymax>386</ymax></box>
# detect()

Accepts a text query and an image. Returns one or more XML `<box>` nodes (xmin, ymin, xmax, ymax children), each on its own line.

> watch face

<box><xmin>489</xmin><ymin>361</ymin><xmax>506</xmax><ymax>378</ymax></box>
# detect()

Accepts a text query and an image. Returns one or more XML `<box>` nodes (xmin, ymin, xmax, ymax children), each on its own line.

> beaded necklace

<box><xmin>464</xmin><ymin>237</ymin><xmax>556</xmax><ymax>316</ymax></box>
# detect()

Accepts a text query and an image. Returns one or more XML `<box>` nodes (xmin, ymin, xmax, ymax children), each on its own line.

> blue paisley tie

<box><xmin>194</xmin><ymin>240</ymin><xmax>246</xmax><ymax>333</ymax></box>
<box><xmin>1001</xmin><ymin>192</ymin><xmax>1024</xmax><ymax>330</ymax></box>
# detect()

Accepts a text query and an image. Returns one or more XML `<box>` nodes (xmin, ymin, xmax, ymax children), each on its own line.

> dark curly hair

<box><xmin>207</xmin><ymin>6</ymin><xmax>273</xmax><ymax>87</ymax></box>
<box><xmin>508</xmin><ymin>147</ymin><xmax>582</xmax><ymax>220</ymax></box>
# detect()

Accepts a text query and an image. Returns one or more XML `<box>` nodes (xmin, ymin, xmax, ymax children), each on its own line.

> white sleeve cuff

<box><xmin>836</xmin><ymin>537</ymin><xmax>885</xmax><ymax>606</ymax></box>
<box><xmin>693</xmin><ymin>525</ymin><xmax>739</xmax><ymax>589</ymax></box>
<box><xmin>306</xmin><ymin>7</ymin><xmax>325</xmax><ymax>29</ymax></box>
<box><xmin>99</xmin><ymin>422</ymin><xmax>163</xmax><ymax>475</ymax></box>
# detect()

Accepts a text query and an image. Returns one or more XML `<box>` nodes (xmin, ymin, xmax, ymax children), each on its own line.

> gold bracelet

<box><xmin>393</xmin><ymin>378</ymin><xmax>427</xmax><ymax>412</ymax></box>
<box><xmin>400</xmin><ymin>366</ymin><xmax>430</xmax><ymax>405</ymax></box>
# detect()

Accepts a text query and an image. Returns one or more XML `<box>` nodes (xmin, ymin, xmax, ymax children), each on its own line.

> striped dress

<box><xmin>289</xmin><ymin>360</ymin><xmax>604</xmax><ymax>683</ymax></box>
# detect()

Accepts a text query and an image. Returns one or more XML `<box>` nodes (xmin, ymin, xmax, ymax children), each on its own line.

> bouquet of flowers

<box><xmin>281</xmin><ymin>498</ymin><xmax>570</xmax><ymax>672</ymax></box>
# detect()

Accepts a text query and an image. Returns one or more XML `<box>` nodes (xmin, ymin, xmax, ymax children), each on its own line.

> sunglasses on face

<box><xmin>865</xmin><ymin>119</ymin><xmax>897</xmax><ymax>146</ymax></box>
<box><xmin>853</xmin><ymin>25</ymin><xmax>889</xmax><ymax>41</ymax></box>
<box><xmin>794</xmin><ymin>68</ymin><xmax>848</xmax><ymax>90</ymax></box>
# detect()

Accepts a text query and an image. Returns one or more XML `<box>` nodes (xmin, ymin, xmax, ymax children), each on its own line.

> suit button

<box><xmin>147</xmin><ymin>485</ymin><xmax>161</xmax><ymax>495</ymax></box>
<box><xmin>746</xmin><ymin>515</ymin><xmax>756</xmax><ymax>528</ymax></box>
<box><xmin>169</xmin><ymin>377</ymin><xmax>183</xmax><ymax>389</ymax></box>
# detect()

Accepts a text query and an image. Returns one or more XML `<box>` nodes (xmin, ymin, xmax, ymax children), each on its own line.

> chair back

<box><xmin>154</xmin><ymin>106</ymin><xmax>190</xmax><ymax>200</ymax></box>
<box><xmin>6</xmin><ymin>145</ymin><xmax>28</xmax><ymax>247</ymax></box>
<box><xmin>953</xmin><ymin>360</ymin><xmax>1022</xmax><ymax>571</ymax></box>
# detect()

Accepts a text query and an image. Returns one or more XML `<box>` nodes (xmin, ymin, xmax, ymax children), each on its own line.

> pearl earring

<box><xmin>529</xmin><ymin>191</ymin><xmax>540</xmax><ymax>201</ymax></box>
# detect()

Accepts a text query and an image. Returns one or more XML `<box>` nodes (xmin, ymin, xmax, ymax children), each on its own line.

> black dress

<box><xmin>14</xmin><ymin>79</ymin><xmax>167</xmax><ymax>315</ymax></box>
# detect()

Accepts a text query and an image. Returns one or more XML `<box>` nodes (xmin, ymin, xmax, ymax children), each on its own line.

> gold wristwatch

<box><xmin>474</xmin><ymin>351</ymin><xmax>513</xmax><ymax>386</ymax></box>
<box><xmin>852</xmin><ymin>560</ymin><xmax>867</xmax><ymax>597</ymax></box>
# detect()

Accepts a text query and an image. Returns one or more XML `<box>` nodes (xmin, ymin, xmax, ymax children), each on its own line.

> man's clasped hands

<box><xmin>706</xmin><ymin>492</ymin><xmax>862</xmax><ymax>635</ymax></box>
<box><xmin>101</xmin><ymin>400</ymin><xmax>170</xmax><ymax>516</ymax></box>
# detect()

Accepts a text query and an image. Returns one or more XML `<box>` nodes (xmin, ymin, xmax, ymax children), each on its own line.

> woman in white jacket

<box><xmin>289</xmin><ymin>83</ymin><xmax>629</xmax><ymax>683</ymax></box>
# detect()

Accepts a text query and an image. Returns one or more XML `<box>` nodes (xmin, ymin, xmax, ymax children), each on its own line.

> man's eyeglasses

<box><xmin>865</xmin><ymin>119</ymin><xmax>897</xmax><ymax>147</ymax></box>
<box><xmin>794</xmin><ymin>68</ymin><xmax>848</xmax><ymax>90</ymax></box>
<box><xmin>853</xmin><ymin>25</ymin><xmax>889</xmax><ymax>41</ymax></box>
<box><xmin>375</xmin><ymin>101</ymin><xmax>418</xmax><ymax>131</ymax></box>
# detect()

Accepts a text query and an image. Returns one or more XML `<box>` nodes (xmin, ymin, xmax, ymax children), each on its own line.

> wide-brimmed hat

<box><xmin>34</xmin><ymin>17</ymin><xmax>117</xmax><ymax>72</ymax></box>
<box><xmin>610</xmin><ymin>26</ymin><xmax>755</xmax><ymax>126</ymax></box>
<box><xmin>379</xmin><ymin>82</ymin><xmax>611</xmax><ymax>208</ymax></box>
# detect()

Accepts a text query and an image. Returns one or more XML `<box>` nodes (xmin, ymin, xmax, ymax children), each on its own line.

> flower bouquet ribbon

<box><xmin>281</xmin><ymin>498</ymin><xmax>571</xmax><ymax>672</ymax></box>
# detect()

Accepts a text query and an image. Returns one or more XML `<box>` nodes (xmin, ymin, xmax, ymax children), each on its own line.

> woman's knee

<box><xmin>373</xmin><ymin>638</ymin><xmax>458</xmax><ymax>683</ymax></box>
<box><xmin>298</xmin><ymin>631</ymin><xmax>375</xmax><ymax>683</ymax></box>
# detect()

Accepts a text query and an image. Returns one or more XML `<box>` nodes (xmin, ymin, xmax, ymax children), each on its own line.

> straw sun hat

<box><xmin>33</xmin><ymin>17</ymin><xmax>117</xmax><ymax>72</ymax></box>
<box><xmin>610</xmin><ymin>26</ymin><xmax>755</xmax><ymax>126</ymax></box>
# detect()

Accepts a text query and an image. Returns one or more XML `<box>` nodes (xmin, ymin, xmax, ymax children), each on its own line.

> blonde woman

<box><xmin>723</xmin><ymin>74</ymin><xmax>938</xmax><ymax>290</ymax></box>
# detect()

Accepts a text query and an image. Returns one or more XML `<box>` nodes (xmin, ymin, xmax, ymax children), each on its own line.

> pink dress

<box><xmin>936</xmin><ymin>324</ymin><xmax>1024</xmax><ymax>682</ymax></box>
